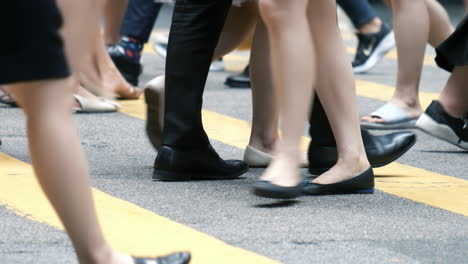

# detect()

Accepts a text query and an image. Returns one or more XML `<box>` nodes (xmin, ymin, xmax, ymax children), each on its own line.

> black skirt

<box><xmin>435</xmin><ymin>15</ymin><xmax>468</xmax><ymax>72</ymax></box>
<box><xmin>0</xmin><ymin>0</ymin><xmax>70</xmax><ymax>85</ymax></box>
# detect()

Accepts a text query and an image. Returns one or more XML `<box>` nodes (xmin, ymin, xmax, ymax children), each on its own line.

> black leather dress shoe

<box><xmin>225</xmin><ymin>66</ymin><xmax>250</xmax><ymax>88</ymax></box>
<box><xmin>108</xmin><ymin>47</ymin><xmax>142</xmax><ymax>86</ymax></box>
<box><xmin>133</xmin><ymin>252</ymin><xmax>191</xmax><ymax>264</ymax></box>
<box><xmin>253</xmin><ymin>180</ymin><xmax>303</xmax><ymax>199</ymax></box>
<box><xmin>303</xmin><ymin>167</ymin><xmax>374</xmax><ymax>195</ymax></box>
<box><xmin>308</xmin><ymin>130</ymin><xmax>416</xmax><ymax>175</ymax></box>
<box><xmin>153</xmin><ymin>145</ymin><xmax>249</xmax><ymax>181</ymax></box>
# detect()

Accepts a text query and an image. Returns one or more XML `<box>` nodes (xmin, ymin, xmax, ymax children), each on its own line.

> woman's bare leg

<box><xmin>9</xmin><ymin>80</ymin><xmax>133</xmax><ymax>264</ymax></box>
<box><xmin>438</xmin><ymin>66</ymin><xmax>468</xmax><ymax>117</ymax></box>
<box><xmin>248</xmin><ymin>18</ymin><xmax>278</xmax><ymax>154</ymax></box>
<box><xmin>363</xmin><ymin>0</ymin><xmax>453</xmax><ymax>124</ymax></box>
<box><xmin>308</xmin><ymin>0</ymin><xmax>369</xmax><ymax>184</ymax></box>
<box><xmin>77</xmin><ymin>21</ymin><xmax>141</xmax><ymax>99</ymax></box>
<box><xmin>258</xmin><ymin>0</ymin><xmax>315</xmax><ymax>186</ymax></box>
<box><xmin>213</xmin><ymin>3</ymin><xmax>257</xmax><ymax>59</ymax></box>
<box><xmin>103</xmin><ymin>0</ymin><xmax>128</xmax><ymax>45</ymax></box>
<box><xmin>426</xmin><ymin>0</ymin><xmax>453</xmax><ymax>47</ymax></box>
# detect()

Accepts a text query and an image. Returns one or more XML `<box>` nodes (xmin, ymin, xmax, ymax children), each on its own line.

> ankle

<box><xmin>77</xmin><ymin>244</ymin><xmax>119</xmax><ymax>264</ymax></box>
<box><xmin>248</xmin><ymin>134</ymin><xmax>278</xmax><ymax>153</ymax></box>
<box><xmin>358</xmin><ymin>18</ymin><xmax>382</xmax><ymax>34</ymax></box>
<box><xmin>437</xmin><ymin>98</ymin><xmax>467</xmax><ymax>118</ymax></box>
<box><xmin>336</xmin><ymin>147</ymin><xmax>369</xmax><ymax>168</ymax></box>
<box><xmin>390</xmin><ymin>96</ymin><xmax>421</xmax><ymax>111</ymax></box>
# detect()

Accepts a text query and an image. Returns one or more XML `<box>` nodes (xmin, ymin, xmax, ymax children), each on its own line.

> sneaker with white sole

<box><xmin>352</xmin><ymin>23</ymin><xmax>395</xmax><ymax>74</ymax></box>
<box><xmin>416</xmin><ymin>100</ymin><xmax>468</xmax><ymax>150</ymax></box>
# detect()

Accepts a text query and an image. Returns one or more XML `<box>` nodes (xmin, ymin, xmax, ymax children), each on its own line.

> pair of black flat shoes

<box><xmin>253</xmin><ymin>167</ymin><xmax>375</xmax><ymax>199</ymax></box>
<box><xmin>133</xmin><ymin>252</ymin><xmax>190</xmax><ymax>264</ymax></box>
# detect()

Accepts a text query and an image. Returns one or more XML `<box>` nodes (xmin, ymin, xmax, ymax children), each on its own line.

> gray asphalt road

<box><xmin>1</xmin><ymin>3</ymin><xmax>467</xmax><ymax>264</ymax></box>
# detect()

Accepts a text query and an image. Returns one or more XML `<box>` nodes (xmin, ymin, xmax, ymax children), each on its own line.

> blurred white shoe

<box><xmin>154</xmin><ymin>34</ymin><xmax>225</xmax><ymax>72</ymax></box>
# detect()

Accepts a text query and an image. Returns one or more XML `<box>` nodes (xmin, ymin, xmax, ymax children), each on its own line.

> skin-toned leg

<box><xmin>438</xmin><ymin>66</ymin><xmax>468</xmax><ymax>117</ymax></box>
<box><xmin>358</xmin><ymin>18</ymin><xmax>383</xmax><ymax>34</ymax></box>
<box><xmin>78</xmin><ymin>21</ymin><xmax>142</xmax><ymax>99</ymax></box>
<box><xmin>103</xmin><ymin>0</ymin><xmax>128</xmax><ymax>45</ymax></box>
<box><xmin>258</xmin><ymin>0</ymin><xmax>315</xmax><ymax>186</ymax></box>
<box><xmin>248</xmin><ymin>18</ymin><xmax>279</xmax><ymax>154</ymax></box>
<box><xmin>363</xmin><ymin>0</ymin><xmax>453</xmax><ymax>124</ymax></box>
<box><xmin>213</xmin><ymin>3</ymin><xmax>257</xmax><ymax>59</ymax></box>
<box><xmin>425</xmin><ymin>0</ymin><xmax>453</xmax><ymax>47</ymax></box>
<box><xmin>465</xmin><ymin>0</ymin><xmax>468</xmax><ymax>14</ymax></box>
<box><xmin>307</xmin><ymin>0</ymin><xmax>369</xmax><ymax>184</ymax></box>
<box><xmin>9</xmin><ymin>80</ymin><xmax>132</xmax><ymax>264</ymax></box>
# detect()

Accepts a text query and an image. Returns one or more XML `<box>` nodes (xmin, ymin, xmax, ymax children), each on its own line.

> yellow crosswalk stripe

<box><xmin>355</xmin><ymin>79</ymin><xmax>438</xmax><ymax>109</ymax></box>
<box><xmin>0</xmin><ymin>153</ymin><xmax>279</xmax><ymax>264</ymax></box>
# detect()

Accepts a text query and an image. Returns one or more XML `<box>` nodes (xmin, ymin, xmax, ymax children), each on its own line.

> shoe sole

<box><xmin>303</xmin><ymin>187</ymin><xmax>375</xmax><ymax>195</ymax></box>
<box><xmin>353</xmin><ymin>31</ymin><xmax>395</xmax><ymax>74</ymax></box>
<box><xmin>224</xmin><ymin>80</ymin><xmax>251</xmax><ymax>88</ymax></box>
<box><xmin>360</xmin><ymin>119</ymin><xmax>417</xmax><ymax>130</ymax></box>
<box><xmin>416</xmin><ymin>113</ymin><xmax>468</xmax><ymax>151</ymax></box>
<box><xmin>152</xmin><ymin>167</ymin><xmax>248</xmax><ymax>181</ymax></box>
<box><xmin>253</xmin><ymin>184</ymin><xmax>302</xmax><ymax>199</ymax></box>
<box><xmin>144</xmin><ymin>86</ymin><xmax>164</xmax><ymax>150</ymax></box>
<box><xmin>308</xmin><ymin>136</ymin><xmax>416</xmax><ymax>175</ymax></box>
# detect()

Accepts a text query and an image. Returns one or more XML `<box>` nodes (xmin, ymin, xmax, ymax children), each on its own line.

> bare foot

<box><xmin>361</xmin><ymin>98</ymin><xmax>422</xmax><ymax>123</ymax></box>
<box><xmin>260</xmin><ymin>152</ymin><xmax>302</xmax><ymax>187</ymax></box>
<box><xmin>101</xmin><ymin>65</ymin><xmax>142</xmax><ymax>99</ymax></box>
<box><xmin>312</xmin><ymin>156</ymin><xmax>369</xmax><ymax>185</ymax></box>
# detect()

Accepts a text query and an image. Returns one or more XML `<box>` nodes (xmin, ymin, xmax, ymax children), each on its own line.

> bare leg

<box><xmin>465</xmin><ymin>0</ymin><xmax>468</xmax><ymax>14</ymax></box>
<box><xmin>308</xmin><ymin>1</ymin><xmax>369</xmax><ymax>184</ymax></box>
<box><xmin>438</xmin><ymin>66</ymin><xmax>468</xmax><ymax>117</ymax></box>
<box><xmin>9</xmin><ymin>80</ymin><xmax>132</xmax><ymax>264</ymax></box>
<box><xmin>358</xmin><ymin>17</ymin><xmax>383</xmax><ymax>34</ymax></box>
<box><xmin>248</xmin><ymin>18</ymin><xmax>278</xmax><ymax>153</ymax></box>
<box><xmin>78</xmin><ymin>22</ymin><xmax>142</xmax><ymax>99</ymax></box>
<box><xmin>362</xmin><ymin>0</ymin><xmax>453</xmax><ymax>124</ymax></box>
<box><xmin>103</xmin><ymin>0</ymin><xmax>128</xmax><ymax>45</ymax></box>
<box><xmin>213</xmin><ymin>3</ymin><xmax>257</xmax><ymax>59</ymax></box>
<box><xmin>258</xmin><ymin>0</ymin><xmax>315</xmax><ymax>186</ymax></box>
<box><xmin>362</xmin><ymin>0</ymin><xmax>426</xmax><ymax>123</ymax></box>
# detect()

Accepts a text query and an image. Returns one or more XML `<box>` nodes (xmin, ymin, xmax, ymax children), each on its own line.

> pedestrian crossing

<box><xmin>0</xmin><ymin>37</ymin><xmax>466</xmax><ymax>264</ymax></box>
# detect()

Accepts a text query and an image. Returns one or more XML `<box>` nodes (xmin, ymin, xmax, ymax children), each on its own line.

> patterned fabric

<box><xmin>112</xmin><ymin>36</ymin><xmax>144</xmax><ymax>63</ymax></box>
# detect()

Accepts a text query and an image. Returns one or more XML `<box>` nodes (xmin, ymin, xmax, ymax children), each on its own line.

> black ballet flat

<box><xmin>253</xmin><ymin>180</ymin><xmax>303</xmax><ymax>199</ymax></box>
<box><xmin>133</xmin><ymin>252</ymin><xmax>191</xmax><ymax>264</ymax></box>
<box><xmin>302</xmin><ymin>167</ymin><xmax>374</xmax><ymax>195</ymax></box>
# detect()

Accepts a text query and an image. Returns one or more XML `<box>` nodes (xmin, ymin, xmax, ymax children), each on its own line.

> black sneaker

<box><xmin>108</xmin><ymin>45</ymin><xmax>142</xmax><ymax>87</ymax></box>
<box><xmin>352</xmin><ymin>23</ymin><xmax>395</xmax><ymax>74</ymax></box>
<box><xmin>416</xmin><ymin>100</ymin><xmax>468</xmax><ymax>150</ymax></box>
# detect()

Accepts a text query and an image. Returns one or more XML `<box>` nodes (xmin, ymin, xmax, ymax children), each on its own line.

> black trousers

<box><xmin>337</xmin><ymin>0</ymin><xmax>377</xmax><ymax>29</ymax></box>
<box><xmin>162</xmin><ymin>0</ymin><xmax>232</xmax><ymax>147</ymax></box>
<box><xmin>161</xmin><ymin>0</ymin><xmax>339</xmax><ymax>148</ymax></box>
<box><xmin>120</xmin><ymin>0</ymin><xmax>162</xmax><ymax>43</ymax></box>
<box><xmin>435</xmin><ymin>15</ymin><xmax>468</xmax><ymax>72</ymax></box>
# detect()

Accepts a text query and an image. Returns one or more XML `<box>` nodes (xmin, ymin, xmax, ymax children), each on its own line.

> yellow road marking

<box><xmin>355</xmin><ymin>80</ymin><xmax>438</xmax><ymax>110</ymax></box>
<box><xmin>118</xmin><ymin>93</ymin><xmax>468</xmax><ymax>217</ymax></box>
<box><xmin>0</xmin><ymin>153</ymin><xmax>278</xmax><ymax>264</ymax></box>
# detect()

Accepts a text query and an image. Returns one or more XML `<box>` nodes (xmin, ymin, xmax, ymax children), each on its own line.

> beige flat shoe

<box><xmin>144</xmin><ymin>75</ymin><xmax>165</xmax><ymax>150</ymax></box>
<box><xmin>243</xmin><ymin>145</ymin><xmax>309</xmax><ymax>168</ymax></box>
<box><xmin>73</xmin><ymin>94</ymin><xmax>120</xmax><ymax>113</ymax></box>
